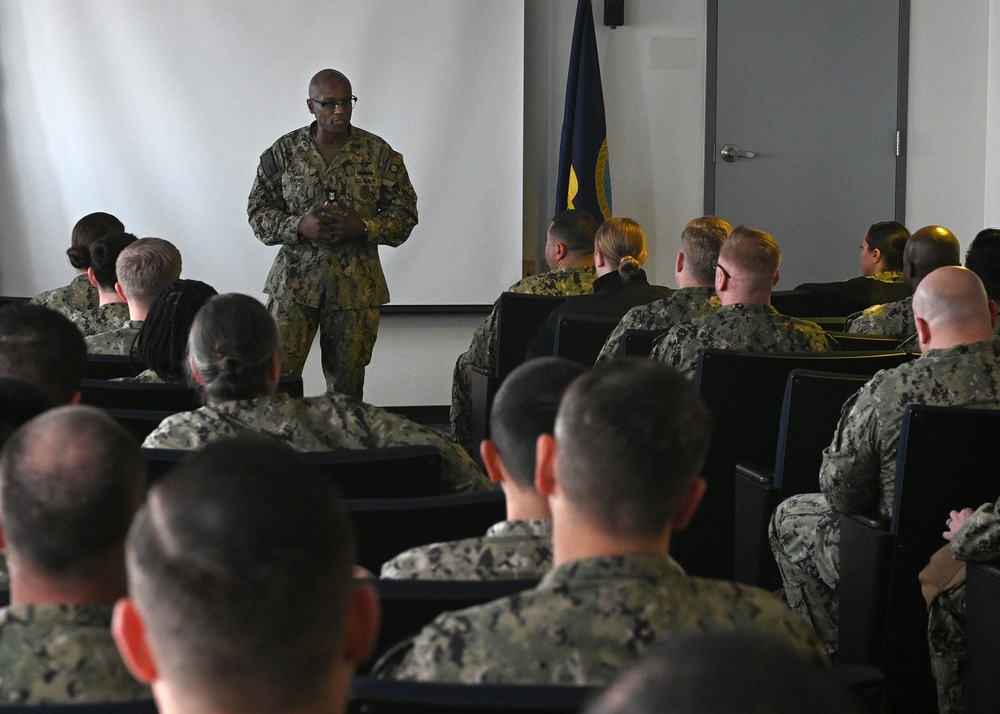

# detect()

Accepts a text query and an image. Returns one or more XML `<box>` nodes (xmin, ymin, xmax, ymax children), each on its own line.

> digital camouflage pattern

<box><xmin>0</xmin><ymin>603</ymin><xmax>150</xmax><ymax>704</ymax></box>
<box><xmin>379</xmin><ymin>519</ymin><xmax>552</xmax><ymax>581</ymax></box>
<box><xmin>450</xmin><ymin>265</ymin><xmax>598</xmax><ymax>452</ymax></box>
<box><xmin>927</xmin><ymin>497</ymin><xmax>1000</xmax><ymax>714</ymax></box>
<box><xmin>595</xmin><ymin>286</ymin><xmax>720</xmax><ymax>363</ymax></box>
<box><xmin>30</xmin><ymin>274</ymin><xmax>97</xmax><ymax>318</ymax></box>
<box><xmin>844</xmin><ymin>295</ymin><xmax>915</xmax><ymax>336</ymax></box>
<box><xmin>871</xmin><ymin>269</ymin><xmax>904</xmax><ymax>284</ymax></box>
<box><xmin>771</xmin><ymin>338</ymin><xmax>1000</xmax><ymax>654</ymax></box>
<box><xmin>112</xmin><ymin>368</ymin><xmax>166</xmax><ymax>384</ymax></box>
<box><xmin>650</xmin><ymin>303</ymin><xmax>833</xmax><ymax>380</ymax></box>
<box><xmin>141</xmin><ymin>392</ymin><xmax>490</xmax><ymax>493</ymax></box>
<box><xmin>84</xmin><ymin>321</ymin><xmax>142</xmax><ymax>356</ymax></box>
<box><xmin>69</xmin><ymin>302</ymin><xmax>130</xmax><ymax>337</ymax></box>
<box><xmin>374</xmin><ymin>554</ymin><xmax>827</xmax><ymax>684</ymax></box>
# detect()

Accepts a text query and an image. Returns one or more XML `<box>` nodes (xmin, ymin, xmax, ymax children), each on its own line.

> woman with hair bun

<box><xmin>142</xmin><ymin>293</ymin><xmax>489</xmax><ymax>493</ymax></box>
<box><xmin>30</xmin><ymin>212</ymin><xmax>125</xmax><ymax>317</ymax></box>
<box><xmin>526</xmin><ymin>217</ymin><xmax>673</xmax><ymax>359</ymax></box>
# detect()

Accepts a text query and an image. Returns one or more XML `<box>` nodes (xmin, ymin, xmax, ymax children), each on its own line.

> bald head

<box><xmin>309</xmin><ymin>68</ymin><xmax>351</xmax><ymax>95</ymax></box>
<box><xmin>912</xmin><ymin>266</ymin><xmax>995</xmax><ymax>351</ymax></box>
<box><xmin>716</xmin><ymin>226</ymin><xmax>781</xmax><ymax>302</ymax></box>
<box><xmin>903</xmin><ymin>226</ymin><xmax>961</xmax><ymax>294</ymax></box>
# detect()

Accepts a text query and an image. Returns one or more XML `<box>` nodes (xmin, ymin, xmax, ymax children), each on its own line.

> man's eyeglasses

<box><xmin>712</xmin><ymin>261</ymin><xmax>732</xmax><ymax>280</ymax></box>
<box><xmin>310</xmin><ymin>96</ymin><xmax>357</xmax><ymax>111</ymax></box>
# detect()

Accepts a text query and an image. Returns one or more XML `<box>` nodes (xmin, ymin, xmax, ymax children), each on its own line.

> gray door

<box><xmin>705</xmin><ymin>1</ymin><xmax>908</xmax><ymax>288</ymax></box>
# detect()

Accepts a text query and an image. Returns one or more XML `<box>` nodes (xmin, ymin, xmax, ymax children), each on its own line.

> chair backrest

<box><xmin>494</xmin><ymin>293</ymin><xmax>567</xmax><ymax>380</ymax></box>
<box><xmin>143</xmin><ymin>445</ymin><xmax>445</xmax><ymax>497</ymax></box>
<box><xmin>621</xmin><ymin>329</ymin><xmax>665</xmax><ymax>357</ymax></box>
<box><xmin>0</xmin><ymin>702</ymin><xmax>158</xmax><ymax>714</ymax></box>
<box><xmin>0</xmin><ymin>295</ymin><xmax>30</xmax><ymax>310</ymax></box>
<box><xmin>553</xmin><ymin>314</ymin><xmax>620</xmax><ymax>366</ymax></box>
<box><xmin>81</xmin><ymin>374</ymin><xmax>304</xmax><ymax>412</ymax></box>
<box><xmin>770</xmin><ymin>289</ymin><xmax>824</xmax><ymax>317</ymax></box>
<box><xmin>83</xmin><ymin>354</ymin><xmax>145</xmax><ymax>380</ymax></box>
<box><xmin>676</xmin><ymin>349</ymin><xmax>913</xmax><ymax>580</ymax></box>
<box><xmin>364</xmin><ymin>578</ymin><xmax>539</xmax><ymax>675</ymax></box>
<box><xmin>826</xmin><ymin>331</ymin><xmax>907</xmax><ymax>352</ymax></box>
<box><xmin>839</xmin><ymin>405</ymin><xmax>1000</xmax><ymax>712</ymax></box>
<box><xmin>348</xmin><ymin>676</ymin><xmax>597</xmax><ymax>714</ymax></box>
<box><xmin>345</xmin><ymin>490</ymin><xmax>507</xmax><ymax>573</ymax></box>
<box><xmin>964</xmin><ymin>562</ymin><xmax>1000</xmax><ymax>714</ymax></box>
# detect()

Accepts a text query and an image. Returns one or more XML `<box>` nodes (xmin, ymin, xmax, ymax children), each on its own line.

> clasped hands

<box><xmin>298</xmin><ymin>199</ymin><xmax>366</xmax><ymax>243</ymax></box>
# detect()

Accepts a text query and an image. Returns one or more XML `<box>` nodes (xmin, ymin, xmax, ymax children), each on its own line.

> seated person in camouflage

<box><xmin>121</xmin><ymin>279</ymin><xmax>219</xmax><ymax>383</ymax></box>
<box><xmin>0</xmin><ymin>302</ymin><xmax>86</xmax><ymax>405</ymax></box>
<box><xmin>596</xmin><ymin>216</ymin><xmax>729</xmax><ymax>363</ymax></box>
<box><xmin>143</xmin><ymin>294</ymin><xmax>489</xmax><ymax>493</ymax></box>
<box><xmin>924</xmin><ymin>496</ymin><xmax>1000</xmax><ymax>714</ymax></box>
<box><xmin>450</xmin><ymin>209</ymin><xmax>599</xmax><ymax>452</ymax></box>
<box><xmin>0</xmin><ymin>406</ymin><xmax>150</xmax><ymax>704</ymax></box>
<box><xmin>795</xmin><ymin>220</ymin><xmax>910</xmax><ymax>317</ymax></box>
<box><xmin>651</xmin><ymin>226</ymin><xmax>833</xmax><ymax>379</ymax></box>
<box><xmin>86</xmin><ymin>237</ymin><xmax>182</xmax><ymax>355</ymax></box>
<box><xmin>844</xmin><ymin>225</ymin><xmax>960</xmax><ymax>336</ymax></box>
<box><xmin>31</xmin><ymin>211</ymin><xmax>124</xmax><ymax>318</ymax></box>
<box><xmin>374</xmin><ymin>359</ymin><xmax>825</xmax><ymax>684</ymax></box>
<box><xmin>112</xmin><ymin>437</ymin><xmax>379</xmax><ymax>714</ymax></box>
<box><xmin>585</xmin><ymin>631</ymin><xmax>860</xmax><ymax>714</ymax></box>
<box><xmin>770</xmin><ymin>266</ymin><xmax>1000</xmax><ymax>656</ymax></box>
<box><xmin>381</xmin><ymin>357</ymin><xmax>585</xmax><ymax>580</ymax></box>
<box><xmin>70</xmin><ymin>232</ymin><xmax>137</xmax><ymax>336</ymax></box>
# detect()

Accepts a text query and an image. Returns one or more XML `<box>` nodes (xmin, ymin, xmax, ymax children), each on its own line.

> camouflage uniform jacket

<box><xmin>596</xmin><ymin>286</ymin><xmax>720</xmax><ymax>362</ymax></box>
<box><xmin>821</xmin><ymin>338</ymin><xmax>1000</xmax><ymax>520</ymax></box>
<box><xmin>950</xmin><ymin>498</ymin><xmax>1000</xmax><ymax>562</ymax></box>
<box><xmin>112</xmin><ymin>369</ymin><xmax>165</xmax><ymax>384</ymax></box>
<box><xmin>69</xmin><ymin>302</ymin><xmax>130</xmax><ymax>336</ymax></box>
<box><xmin>651</xmin><ymin>303</ymin><xmax>833</xmax><ymax>380</ymax></box>
<box><xmin>141</xmin><ymin>392</ymin><xmax>489</xmax><ymax>493</ymax></box>
<box><xmin>872</xmin><ymin>269</ymin><xmax>904</xmax><ymax>284</ymax></box>
<box><xmin>30</xmin><ymin>274</ymin><xmax>97</xmax><ymax>318</ymax></box>
<box><xmin>248</xmin><ymin>123</ymin><xmax>418</xmax><ymax>310</ymax></box>
<box><xmin>469</xmin><ymin>266</ymin><xmax>598</xmax><ymax>370</ymax></box>
<box><xmin>0</xmin><ymin>603</ymin><xmax>150</xmax><ymax>704</ymax></box>
<box><xmin>379</xmin><ymin>519</ymin><xmax>552</xmax><ymax>580</ymax></box>
<box><xmin>844</xmin><ymin>295</ymin><xmax>914</xmax><ymax>336</ymax></box>
<box><xmin>84</xmin><ymin>321</ymin><xmax>142</xmax><ymax>356</ymax></box>
<box><xmin>374</xmin><ymin>554</ymin><xmax>826</xmax><ymax>684</ymax></box>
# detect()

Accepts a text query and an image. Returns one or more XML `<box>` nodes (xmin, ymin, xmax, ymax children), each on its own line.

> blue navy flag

<box><xmin>556</xmin><ymin>0</ymin><xmax>612</xmax><ymax>223</ymax></box>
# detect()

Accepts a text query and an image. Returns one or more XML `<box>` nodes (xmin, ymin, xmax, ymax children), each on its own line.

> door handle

<box><xmin>720</xmin><ymin>144</ymin><xmax>757</xmax><ymax>162</ymax></box>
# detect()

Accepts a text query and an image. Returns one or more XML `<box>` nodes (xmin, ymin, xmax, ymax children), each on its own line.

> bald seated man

<box><xmin>0</xmin><ymin>406</ymin><xmax>150</xmax><ymax>704</ymax></box>
<box><xmin>845</xmin><ymin>225</ymin><xmax>961</xmax><ymax>336</ymax></box>
<box><xmin>770</xmin><ymin>266</ymin><xmax>1000</xmax><ymax>656</ymax></box>
<box><xmin>113</xmin><ymin>436</ymin><xmax>379</xmax><ymax>714</ymax></box>
<box><xmin>651</xmin><ymin>226</ymin><xmax>833</xmax><ymax>379</ymax></box>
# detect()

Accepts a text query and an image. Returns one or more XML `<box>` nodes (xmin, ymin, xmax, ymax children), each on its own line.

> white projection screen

<box><xmin>0</xmin><ymin>1</ymin><xmax>524</xmax><ymax>306</ymax></box>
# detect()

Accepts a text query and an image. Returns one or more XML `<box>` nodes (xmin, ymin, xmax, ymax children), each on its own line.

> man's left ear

<box><xmin>343</xmin><ymin>581</ymin><xmax>380</xmax><ymax>664</ymax></box>
<box><xmin>111</xmin><ymin>598</ymin><xmax>159</xmax><ymax>684</ymax></box>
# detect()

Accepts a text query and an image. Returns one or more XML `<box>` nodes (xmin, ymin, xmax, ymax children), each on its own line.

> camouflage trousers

<box><xmin>449</xmin><ymin>349</ymin><xmax>475</xmax><ymax>454</ymax></box>
<box><xmin>267</xmin><ymin>297</ymin><xmax>378</xmax><ymax>400</ymax></box>
<box><xmin>928</xmin><ymin>582</ymin><xmax>965</xmax><ymax>714</ymax></box>
<box><xmin>769</xmin><ymin>493</ymin><xmax>840</xmax><ymax>655</ymax></box>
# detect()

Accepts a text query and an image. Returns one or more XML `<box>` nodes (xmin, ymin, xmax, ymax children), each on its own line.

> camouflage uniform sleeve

<box><xmin>468</xmin><ymin>302</ymin><xmax>501</xmax><ymax>370</ymax></box>
<box><xmin>650</xmin><ymin>323</ymin><xmax>699</xmax><ymax>380</ymax></box>
<box><xmin>140</xmin><ymin>413</ymin><xmax>202</xmax><ymax>450</ymax></box>
<box><xmin>818</xmin><ymin>383</ymin><xmax>882</xmax><ymax>513</ymax></box>
<box><xmin>247</xmin><ymin>143</ymin><xmax>307</xmax><ymax>247</ymax></box>
<box><xmin>364</xmin><ymin>148</ymin><xmax>418</xmax><ymax>248</ymax></box>
<box><xmin>951</xmin><ymin>499</ymin><xmax>1000</xmax><ymax>561</ymax></box>
<box><xmin>595</xmin><ymin>314</ymin><xmax>631</xmax><ymax>363</ymax></box>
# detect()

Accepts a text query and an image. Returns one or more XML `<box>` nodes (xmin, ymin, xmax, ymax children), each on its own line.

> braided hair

<box><xmin>131</xmin><ymin>280</ymin><xmax>218</xmax><ymax>381</ymax></box>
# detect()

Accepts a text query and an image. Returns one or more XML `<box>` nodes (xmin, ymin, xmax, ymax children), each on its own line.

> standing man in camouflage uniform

<box><xmin>770</xmin><ymin>266</ymin><xmax>1000</xmax><ymax>656</ymax></box>
<box><xmin>0</xmin><ymin>406</ymin><xmax>150</xmax><ymax>704</ymax></box>
<box><xmin>374</xmin><ymin>359</ymin><xmax>826</xmax><ymax>684</ymax></box>
<box><xmin>596</xmin><ymin>216</ymin><xmax>729</xmax><ymax>362</ymax></box>
<box><xmin>651</xmin><ymin>226</ymin><xmax>833</xmax><ymax>380</ymax></box>
<box><xmin>381</xmin><ymin>357</ymin><xmax>585</xmax><ymax>580</ymax></box>
<box><xmin>248</xmin><ymin>69</ymin><xmax>418</xmax><ymax>400</ymax></box>
<box><xmin>844</xmin><ymin>225</ymin><xmax>960</xmax><ymax>335</ymax></box>
<box><xmin>450</xmin><ymin>209</ymin><xmax>598</xmax><ymax>452</ymax></box>
<box><xmin>69</xmin><ymin>232</ymin><xmax>137</xmax><ymax>336</ymax></box>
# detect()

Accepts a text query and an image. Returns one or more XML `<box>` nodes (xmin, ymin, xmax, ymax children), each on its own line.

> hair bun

<box><xmin>66</xmin><ymin>245</ymin><xmax>92</xmax><ymax>270</ymax></box>
<box><xmin>618</xmin><ymin>255</ymin><xmax>641</xmax><ymax>280</ymax></box>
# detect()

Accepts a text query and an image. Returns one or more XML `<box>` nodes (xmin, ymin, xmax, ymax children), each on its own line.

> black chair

<box><xmin>346</xmin><ymin>490</ymin><xmax>506</xmax><ymax>574</ymax></box>
<box><xmin>965</xmin><ymin>562</ymin><xmax>1000</xmax><ymax>714</ymax></box>
<box><xmin>105</xmin><ymin>407</ymin><xmax>175</xmax><ymax>444</ymax></box>
<box><xmin>827</xmin><ymin>331</ymin><xmax>909</xmax><ymax>351</ymax></box>
<box><xmin>470</xmin><ymin>294</ymin><xmax>567</xmax><ymax>449</ymax></box>
<box><xmin>83</xmin><ymin>354</ymin><xmax>145</xmax><ymax>380</ymax></box>
<box><xmin>348</xmin><ymin>676</ymin><xmax>597</xmax><ymax>714</ymax></box>
<box><xmin>838</xmin><ymin>405</ymin><xmax>1000</xmax><ymax>713</ymax></box>
<box><xmin>770</xmin><ymin>289</ymin><xmax>825</xmax><ymax>317</ymax></box>
<box><xmin>621</xmin><ymin>328</ymin><xmax>666</xmax><ymax>357</ymax></box>
<box><xmin>552</xmin><ymin>314</ymin><xmax>620</xmax><ymax>366</ymax></box>
<box><xmin>143</xmin><ymin>445</ymin><xmax>445</xmax><ymax>497</ymax></box>
<box><xmin>672</xmin><ymin>349</ymin><xmax>913</xmax><ymax>580</ymax></box>
<box><xmin>363</xmin><ymin>578</ymin><xmax>539</xmax><ymax>676</ymax></box>
<box><xmin>0</xmin><ymin>703</ymin><xmax>158</xmax><ymax>714</ymax></box>
<box><xmin>81</xmin><ymin>374</ymin><xmax>304</xmax><ymax>412</ymax></box>
<box><xmin>0</xmin><ymin>296</ymin><xmax>30</xmax><ymax>310</ymax></box>
<box><xmin>734</xmin><ymin>369</ymin><xmax>869</xmax><ymax>588</ymax></box>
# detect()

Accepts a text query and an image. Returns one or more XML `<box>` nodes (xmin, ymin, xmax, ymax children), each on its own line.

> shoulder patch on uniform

<box><xmin>260</xmin><ymin>149</ymin><xmax>279</xmax><ymax>178</ymax></box>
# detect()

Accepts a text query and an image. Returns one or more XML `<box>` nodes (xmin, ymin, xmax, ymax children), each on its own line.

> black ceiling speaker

<box><xmin>604</xmin><ymin>0</ymin><xmax>624</xmax><ymax>28</ymax></box>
